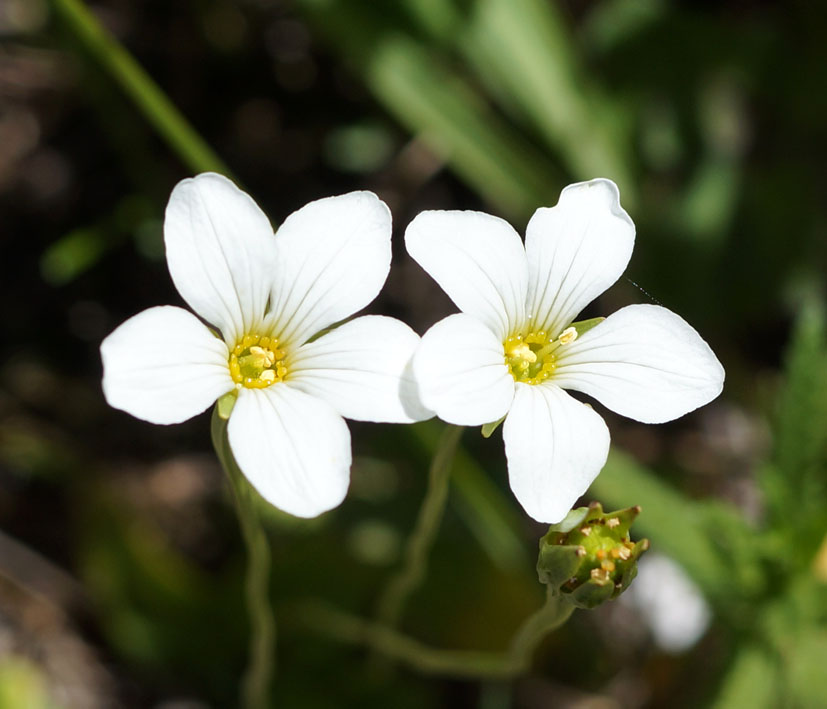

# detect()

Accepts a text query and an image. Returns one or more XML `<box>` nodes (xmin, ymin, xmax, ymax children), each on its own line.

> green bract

<box><xmin>537</xmin><ymin>501</ymin><xmax>649</xmax><ymax>609</ymax></box>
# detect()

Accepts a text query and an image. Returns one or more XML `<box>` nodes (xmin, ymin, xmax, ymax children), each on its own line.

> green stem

<box><xmin>507</xmin><ymin>586</ymin><xmax>573</xmax><ymax>660</ymax></box>
<box><xmin>375</xmin><ymin>424</ymin><xmax>463</xmax><ymax>627</ymax></box>
<box><xmin>211</xmin><ymin>409</ymin><xmax>275</xmax><ymax>709</ymax></box>
<box><xmin>50</xmin><ymin>0</ymin><xmax>231</xmax><ymax>176</ymax></box>
<box><xmin>302</xmin><ymin>587</ymin><xmax>573</xmax><ymax>678</ymax></box>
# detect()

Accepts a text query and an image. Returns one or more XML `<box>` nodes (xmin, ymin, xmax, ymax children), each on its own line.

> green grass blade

<box><xmin>50</xmin><ymin>0</ymin><xmax>231</xmax><ymax>176</ymax></box>
<box><xmin>295</xmin><ymin>0</ymin><xmax>561</xmax><ymax>218</ymax></box>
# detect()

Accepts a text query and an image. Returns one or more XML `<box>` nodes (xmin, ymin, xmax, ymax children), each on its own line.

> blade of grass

<box><xmin>402</xmin><ymin>0</ymin><xmax>636</xmax><ymax>203</ymax></box>
<box><xmin>295</xmin><ymin>0</ymin><xmax>561</xmax><ymax>219</ymax></box>
<box><xmin>711</xmin><ymin>642</ymin><xmax>780</xmax><ymax>709</ymax></box>
<box><xmin>590</xmin><ymin>450</ymin><xmax>741</xmax><ymax>606</ymax></box>
<box><xmin>50</xmin><ymin>0</ymin><xmax>231</xmax><ymax>176</ymax></box>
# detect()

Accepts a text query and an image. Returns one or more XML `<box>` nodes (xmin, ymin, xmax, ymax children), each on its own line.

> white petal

<box><xmin>525</xmin><ymin>178</ymin><xmax>635</xmax><ymax>337</ymax></box>
<box><xmin>413</xmin><ymin>313</ymin><xmax>514</xmax><ymax>426</ymax></box>
<box><xmin>553</xmin><ymin>304</ymin><xmax>725</xmax><ymax>424</ymax></box>
<box><xmin>227</xmin><ymin>385</ymin><xmax>351</xmax><ymax>518</ymax></box>
<box><xmin>405</xmin><ymin>210</ymin><xmax>528</xmax><ymax>340</ymax></box>
<box><xmin>266</xmin><ymin>191</ymin><xmax>391</xmax><ymax>347</ymax></box>
<box><xmin>287</xmin><ymin>316</ymin><xmax>431</xmax><ymax>423</ymax></box>
<box><xmin>503</xmin><ymin>384</ymin><xmax>610</xmax><ymax>523</ymax></box>
<box><xmin>164</xmin><ymin>173</ymin><xmax>277</xmax><ymax>345</ymax></box>
<box><xmin>101</xmin><ymin>306</ymin><xmax>233</xmax><ymax>425</ymax></box>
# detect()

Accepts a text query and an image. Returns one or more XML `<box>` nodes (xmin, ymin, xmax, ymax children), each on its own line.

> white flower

<box><xmin>102</xmin><ymin>173</ymin><xmax>431</xmax><ymax>518</ymax></box>
<box><xmin>406</xmin><ymin>179</ymin><xmax>724</xmax><ymax>523</ymax></box>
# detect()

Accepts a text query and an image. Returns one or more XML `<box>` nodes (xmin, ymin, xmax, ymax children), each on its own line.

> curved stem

<box><xmin>303</xmin><ymin>587</ymin><xmax>573</xmax><ymax>679</ymax></box>
<box><xmin>375</xmin><ymin>425</ymin><xmax>463</xmax><ymax>627</ymax></box>
<box><xmin>211</xmin><ymin>409</ymin><xmax>275</xmax><ymax>709</ymax></box>
<box><xmin>507</xmin><ymin>587</ymin><xmax>573</xmax><ymax>660</ymax></box>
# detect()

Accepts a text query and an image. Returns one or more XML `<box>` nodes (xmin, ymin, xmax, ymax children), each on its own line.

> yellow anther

<box><xmin>590</xmin><ymin>567</ymin><xmax>611</xmax><ymax>583</ymax></box>
<box><xmin>606</xmin><ymin>517</ymin><xmax>620</xmax><ymax>528</ymax></box>
<box><xmin>509</xmin><ymin>342</ymin><xmax>536</xmax><ymax>363</ymax></box>
<box><xmin>504</xmin><ymin>329</ymin><xmax>561</xmax><ymax>385</ymax></box>
<box><xmin>228</xmin><ymin>333</ymin><xmax>287</xmax><ymax>389</ymax></box>
<box><xmin>616</xmin><ymin>546</ymin><xmax>632</xmax><ymax>561</ymax></box>
<box><xmin>558</xmin><ymin>326</ymin><xmax>578</xmax><ymax>345</ymax></box>
<box><xmin>600</xmin><ymin>559</ymin><xmax>616</xmax><ymax>573</ymax></box>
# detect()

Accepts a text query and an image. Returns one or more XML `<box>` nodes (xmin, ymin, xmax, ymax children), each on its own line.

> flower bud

<box><xmin>537</xmin><ymin>501</ymin><xmax>649</xmax><ymax>609</ymax></box>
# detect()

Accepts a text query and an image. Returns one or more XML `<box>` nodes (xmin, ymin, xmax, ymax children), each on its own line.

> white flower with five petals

<box><xmin>102</xmin><ymin>173</ymin><xmax>430</xmax><ymax>518</ymax></box>
<box><xmin>406</xmin><ymin>179</ymin><xmax>724</xmax><ymax>523</ymax></box>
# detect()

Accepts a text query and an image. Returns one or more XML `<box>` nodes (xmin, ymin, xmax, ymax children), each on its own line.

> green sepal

<box><xmin>537</xmin><ymin>542</ymin><xmax>586</xmax><ymax>589</ymax></box>
<box><xmin>536</xmin><ymin>501</ymin><xmax>649</xmax><ymax>609</ymax></box>
<box><xmin>569</xmin><ymin>317</ymin><xmax>605</xmax><ymax>338</ymax></box>
<box><xmin>568</xmin><ymin>576</ymin><xmax>616</xmax><ymax>609</ymax></box>
<box><xmin>217</xmin><ymin>390</ymin><xmax>237</xmax><ymax>420</ymax></box>
<box><xmin>547</xmin><ymin>506</ymin><xmax>590</xmax><ymax>534</ymax></box>
<box><xmin>481</xmin><ymin>415</ymin><xmax>506</xmax><ymax>438</ymax></box>
<box><xmin>617</xmin><ymin>539</ymin><xmax>650</xmax><ymax>590</ymax></box>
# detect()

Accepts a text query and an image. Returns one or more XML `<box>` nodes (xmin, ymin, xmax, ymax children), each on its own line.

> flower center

<box><xmin>504</xmin><ymin>326</ymin><xmax>578</xmax><ymax>385</ymax></box>
<box><xmin>229</xmin><ymin>334</ymin><xmax>287</xmax><ymax>389</ymax></box>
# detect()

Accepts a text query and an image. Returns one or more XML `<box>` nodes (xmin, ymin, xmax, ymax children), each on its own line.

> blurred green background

<box><xmin>1</xmin><ymin>0</ymin><xmax>827</xmax><ymax>706</ymax></box>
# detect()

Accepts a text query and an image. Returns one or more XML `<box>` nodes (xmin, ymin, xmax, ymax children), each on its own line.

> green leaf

<box><xmin>402</xmin><ymin>0</ymin><xmax>635</xmax><ymax>203</ymax></box>
<box><xmin>40</xmin><ymin>227</ymin><xmax>108</xmax><ymax>286</ymax></box>
<box><xmin>590</xmin><ymin>450</ymin><xmax>762</xmax><ymax>610</ymax></box>
<box><xmin>762</xmin><ymin>300</ymin><xmax>827</xmax><ymax>564</ymax></box>
<box><xmin>294</xmin><ymin>0</ymin><xmax>561</xmax><ymax>219</ymax></box>
<box><xmin>711</xmin><ymin>643</ymin><xmax>780</xmax><ymax>709</ymax></box>
<box><xmin>786</xmin><ymin>630</ymin><xmax>827</xmax><ymax>708</ymax></box>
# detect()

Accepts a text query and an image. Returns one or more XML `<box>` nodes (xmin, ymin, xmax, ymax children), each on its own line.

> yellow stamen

<box><xmin>591</xmin><ymin>567</ymin><xmax>611</xmax><ymax>583</ymax></box>
<box><xmin>558</xmin><ymin>326</ymin><xmax>578</xmax><ymax>344</ymax></box>
<box><xmin>504</xmin><ymin>325</ymin><xmax>579</xmax><ymax>385</ymax></box>
<box><xmin>510</xmin><ymin>342</ymin><xmax>537</xmax><ymax>363</ymax></box>
<box><xmin>228</xmin><ymin>333</ymin><xmax>287</xmax><ymax>389</ymax></box>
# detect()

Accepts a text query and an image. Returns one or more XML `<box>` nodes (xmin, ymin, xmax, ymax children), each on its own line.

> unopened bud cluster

<box><xmin>537</xmin><ymin>502</ymin><xmax>649</xmax><ymax>609</ymax></box>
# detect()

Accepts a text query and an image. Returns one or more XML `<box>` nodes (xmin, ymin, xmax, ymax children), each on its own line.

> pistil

<box><xmin>504</xmin><ymin>326</ymin><xmax>578</xmax><ymax>385</ymax></box>
<box><xmin>229</xmin><ymin>334</ymin><xmax>287</xmax><ymax>389</ymax></box>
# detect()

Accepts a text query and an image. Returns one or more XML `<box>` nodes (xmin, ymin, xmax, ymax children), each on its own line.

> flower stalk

<box><xmin>304</xmin><ymin>586</ymin><xmax>573</xmax><ymax>679</ymax></box>
<box><xmin>211</xmin><ymin>408</ymin><xmax>275</xmax><ymax>709</ymax></box>
<box><xmin>375</xmin><ymin>425</ymin><xmax>464</xmax><ymax>628</ymax></box>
